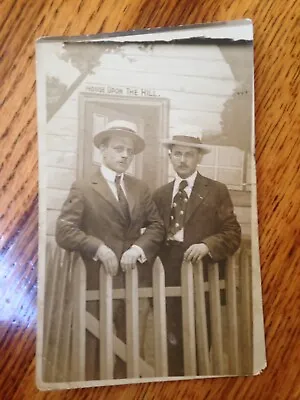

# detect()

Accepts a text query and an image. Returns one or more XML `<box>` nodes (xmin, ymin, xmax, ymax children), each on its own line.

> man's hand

<box><xmin>120</xmin><ymin>247</ymin><xmax>142</xmax><ymax>272</ymax></box>
<box><xmin>184</xmin><ymin>243</ymin><xmax>209</xmax><ymax>264</ymax></box>
<box><xmin>96</xmin><ymin>244</ymin><xmax>119</xmax><ymax>276</ymax></box>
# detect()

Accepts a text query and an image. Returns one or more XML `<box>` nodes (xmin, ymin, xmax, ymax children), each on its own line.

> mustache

<box><xmin>178</xmin><ymin>163</ymin><xmax>188</xmax><ymax>168</ymax></box>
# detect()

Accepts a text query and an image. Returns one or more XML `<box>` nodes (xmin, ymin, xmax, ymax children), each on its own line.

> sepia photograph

<box><xmin>35</xmin><ymin>20</ymin><xmax>265</xmax><ymax>389</ymax></box>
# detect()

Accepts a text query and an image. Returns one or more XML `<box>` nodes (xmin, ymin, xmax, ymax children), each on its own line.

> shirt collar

<box><xmin>101</xmin><ymin>164</ymin><xmax>124</xmax><ymax>183</ymax></box>
<box><xmin>174</xmin><ymin>170</ymin><xmax>197</xmax><ymax>189</ymax></box>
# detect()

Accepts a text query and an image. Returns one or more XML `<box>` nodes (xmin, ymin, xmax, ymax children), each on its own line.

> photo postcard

<box><xmin>35</xmin><ymin>19</ymin><xmax>266</xmax><ymax>390</ymax></box>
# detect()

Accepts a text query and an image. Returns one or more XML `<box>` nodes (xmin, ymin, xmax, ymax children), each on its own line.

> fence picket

<box><xmin>181</xmin><ymin>261</ymin><xmax>197</xmax><ymax>376</ymax></box>
<box><xmin>226</xmin><ymin>255</ymin><xmax>240</xmax><ymax>374</ymax></box>
<box><xmin>126</xmin><ymin>267</ymin><xmax>139</xmax><ymax>378</ymax></box>
<box><xmin>44</xmin><ymin>246</ymin><xmax>252</xmax><ymax>381</ymax></box>
<box><xmin>43</xmin><ymin>243</ymin><xmax>56</xmax><ymax>381</ymax></box>
<box><xmin>85</xmin><ymin>312</ymin><xmax>155</xmax><ymax>377</ymax></box>
<box><xmin>71</xmin><ymin>254</ymin><xmax>86</xmax><ymax>381</ymax></box>
<box><xmin>194</xmin><ymin>260</ymin><xmax>211</xmax><ymax>375</ymax></box>
<box><xmin>240</xmin><ymin>250</ymin><xmax>253</xmax><ymax>374</ymax></box>
<box><xmin>60</xmin><ymin>252</ymin><xmax>75</xmax><ymax>381</ymax></box>
<box><xmin>51</xmin><ymin>251</ymin><xmax>71</xmax><ymax>381</ymax></box>
<box><xmin>208</xmin><ymin>263</ymin><xmax>224</xmax><ymax>375</ymax></box>
<box><xmin>44</xmin><ymin>246</ymin><xmax>62</xmax><ymax>381</ymax></box>
<box><xmin>99</xmin><ymin>266</ymin><xmax>114</xmax><ymax>379</ymax></box>
<box><xmin>152</xmin><ymin>258</ymin><xmax>168</xmax><ymax>376</ymax></box>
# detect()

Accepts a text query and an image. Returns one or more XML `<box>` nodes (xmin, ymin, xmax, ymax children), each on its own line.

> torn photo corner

<box><xmin>35</xmin><ymin>19</ymin><xmax>266</xmax><ymax>391</ymax></box>
<box><xmin>36</xmin><ymin>18</ymin><xmax>253</xmax><ymax>43</ymax></box>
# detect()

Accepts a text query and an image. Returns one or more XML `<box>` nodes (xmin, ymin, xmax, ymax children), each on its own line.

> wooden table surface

<box><xmin>0</xmin><ymin>0</ymin><xmax>299</xmax><ymax>399</ymax></box>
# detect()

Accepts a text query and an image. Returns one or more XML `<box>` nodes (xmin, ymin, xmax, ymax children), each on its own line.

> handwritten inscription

<box><xmin>86</xmin><ymin>85</ymin><xmax>158</xmax><ymax>97</ymax></box>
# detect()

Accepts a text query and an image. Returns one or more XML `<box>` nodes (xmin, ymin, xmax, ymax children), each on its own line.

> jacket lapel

<box><xmin>123</xmin><ymin>175</ymin><xmax>137</xmax><ymax>216</ymax></box>
<box><xmin>161</xmin><ymin>181</ymin><xmax>175</xmax><ymax>229</ymax></box>
<box><xmin>185</xmin><ymin>173</ymin><xmax>210</xmax><ymax>223</ymax></box>
<box><xmin>90</xmin><ymin>172</ymin><xmax>124</xmax><ymax>218</ymax></box>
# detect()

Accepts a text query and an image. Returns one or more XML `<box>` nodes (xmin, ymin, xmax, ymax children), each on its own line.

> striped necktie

<box><xmin>115</xmin><ymin>175</ymin><xmax>131</xmax><ymax>224</ymax></box>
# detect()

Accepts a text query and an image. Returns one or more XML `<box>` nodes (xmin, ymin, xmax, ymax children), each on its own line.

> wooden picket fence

<box><xmin>42</xmin><ymin>242</ymin><xmax>252</xmax><ymax>382</ymax></box>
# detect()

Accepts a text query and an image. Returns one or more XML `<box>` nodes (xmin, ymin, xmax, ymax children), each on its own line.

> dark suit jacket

<box><xmin>55</xmin><ymin>171</ymin><xmax>165</xmax><ymax>288</ymax></box>
<box><xmin>152</xmin><ymin>172</ymin><xmax>241</xmax><ymax>262</ymax></box>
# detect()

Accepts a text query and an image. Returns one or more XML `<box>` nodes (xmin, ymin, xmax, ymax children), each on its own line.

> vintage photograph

<box><xmin>36</xmin><ymin>20</ymin><xmax>265</xmax><ymax>389</ymax></box>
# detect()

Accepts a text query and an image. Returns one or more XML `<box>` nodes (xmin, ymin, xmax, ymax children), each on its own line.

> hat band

<box><xmin>108</xmin><ymin>127</ymin><xmax>136</xmax><ymax>134</ymax></box>
<box><xmin>172</xmin><ymin>135</ymin><xmax>203</xmax><ymax>144</ymax></box>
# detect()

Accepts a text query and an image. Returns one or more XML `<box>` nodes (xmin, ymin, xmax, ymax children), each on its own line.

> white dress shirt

<box><xmin>169</xmin><ymin>170</ymin><xmax>198</xmax><ymax>242</ymax></box>
<box><xmin>101</xmin><ymin>164</ymin><xmax>126</xmax><ymax>200</ymax></box>
<box><xmin>94</xmin><ymin>164</ymin><xmax>146</xmax><ymax>263</ymax></box>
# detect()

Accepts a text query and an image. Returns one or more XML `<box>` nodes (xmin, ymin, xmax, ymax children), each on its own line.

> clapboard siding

<box><xmin>46</xmin><ymin>188</ymin><xmax>70</xmax><ymax>210</ymax></box>
<box><xmin>99</xmin><ymin>53</ymin><xmax>233</xmax><ymax>79</ymax></box>
<box><xmin>49</xmin><ymin>44</ymin><xmax>237</xmax><ymax>138</ymax></box>
<box><xmin>217</xmin><ymin>168</ymin><xmax>243</xmax><ymax>187</ymax></box>
<box><xmin>118</xmin><ymin>43</ymin><xmax>225</xmax><ymax>61</ymax></box>
<box><xmin>47</xmin><ymin>151</ymin><xmax>77</xmax><ymax>169</ymax></box>
<box><xmin>87</xmin><ymin>72</ymin><xmax>235</xmax><ymax>96</ymax></box>
<box><xmin>198</xmin><ymin>147</ymin><xmax>217</xmax><ymax>165</ymax></box>
<box><xmin>241</xmin><ymin>224</ymin><xmax>251</xmax><ymax>237</ymax></box>
<box><xmin>156</xmin><ymin>91</ymin><xmax>227</xmax><ymax>112</ymax></box>
<box><xmin>47</xmin><ymin>209</ymin><xmax>60</xmax><ymax>235</ymax></box>
<box><xmin>47</xmin><ymin>167</ymin><xmax>76</xmax><ymax>190</ymax></box>
<box><xmin>169</xmin><ymin>124</ymin><xmax>219</xmax><ymax>137</ymax></box>
<box><xmin>217</xmin><ymin>147</ymin><xmax>244</xmax><ymax>167</ymax></box>
<box><xmin>198</xmin><ymin>166</ymin><xmax>215</xmax><ymax>180</ymax></box>
<box><xmin>45</xmin><ymin>42</ymin><xmax>252</xmax><ymax>241</ymax></box>
<box><xmin>52</xmin><ymin>97</ymin><xmax>78</xmax><ymax>118</ymax></box>
<box><xmin>235</xmin><ymin>206</ymin><xmax>251</xmax><ymax>224</ymax></box>
<box><xmin>46</xmin><ymin>134</ymin><xmax>78</xmax><ymax>152</ymax></box>
<box><xmin>44</xmin><ymin>42</ymin><xmax>80</xmax><ymax>86</ymax></box>
<box><xmin>169</xmin><ymin>110</ymin><xmax>222</xmax><ymax>131</ymax></box>
<box><xmin>47</xmin><ymin>116</ymin><xmax>78</xmax><ymax>137</ymax></box>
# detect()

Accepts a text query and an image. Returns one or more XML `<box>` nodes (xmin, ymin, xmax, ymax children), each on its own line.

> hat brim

<box><xmin>162</xmin><ymin>139</ymin><xmax>211</xmax><ymax>154</ymax></box>
<box><xmin>94</xmin><ymin>129</ymin><xmax>145</xmax><ymax>154</ymax></box>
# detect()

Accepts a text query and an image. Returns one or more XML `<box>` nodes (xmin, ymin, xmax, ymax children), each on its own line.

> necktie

<box><xmin>115</xmin><ymin>175</ymin><xmax>131</xmax><ymax>225</ymax></box>
<box><xmin>169</xmin><ymin>180</ymin><xmax>188</xmax><ymax>235</ymax></box>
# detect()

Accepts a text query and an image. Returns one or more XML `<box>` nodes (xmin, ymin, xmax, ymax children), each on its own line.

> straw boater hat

<box><xmin>162</xmin><ymin>135</ymin><xmax>211</xmax><ymax>154</ymax></box>
<box><xmin>93</xmin><ymin>120</ymin><xmax>145</xmax><ymax>154</ymax></box>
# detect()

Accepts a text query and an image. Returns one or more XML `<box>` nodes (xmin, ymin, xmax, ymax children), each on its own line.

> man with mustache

<box><xmin>55</xmin><ymin>120</ymin><xmax>165</xmax><ymax>379</ymax></box>
<box><xmin>153</xmin><ymin>135</ymin><xmax>241</xmax><ymax>376</ymax></box>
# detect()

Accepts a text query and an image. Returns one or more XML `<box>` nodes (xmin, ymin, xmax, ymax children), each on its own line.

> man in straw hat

<box><xmin>153</xmin><ymin>134</ymin><xmax>241</xmax><ymax>376</ymax></box>
<box><xmin>56</xmin><ymin>120</ymin><xmax>165</xmax><ymax>379</ymax></box>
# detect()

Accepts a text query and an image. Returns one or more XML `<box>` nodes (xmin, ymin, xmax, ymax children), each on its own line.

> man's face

<box><xmin>169</xmin><ymin>145</ymin><xmax>202</xmax><ymax>179</ymax></box>
<box><xmin>101</xmin><ymin>135</ymin><xmax>135</xmax><ymax>173</ymax></box>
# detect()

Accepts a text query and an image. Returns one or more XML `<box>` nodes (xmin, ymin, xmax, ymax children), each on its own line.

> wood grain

<box><xmin>0</xmin><ymin>0</ymin><xmax>299</xmax><ymax>399</ymax></box>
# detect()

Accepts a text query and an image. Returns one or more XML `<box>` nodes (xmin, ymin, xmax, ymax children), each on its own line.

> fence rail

<box><xmin>43</xmin><ymin>243</ymin><xmax>252</xmax><ymax>382</ymax></box>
